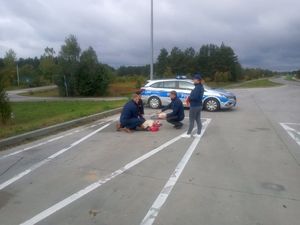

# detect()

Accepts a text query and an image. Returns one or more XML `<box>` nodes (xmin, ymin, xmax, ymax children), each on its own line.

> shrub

<box><xmin>214</xmin><ymin>71</ymin><xmax>230</xmax><ymax>82</ymax></box>
<box><xmin>0</xmin><ymin>76</ymin><xmax>12</xmax><ymax>124</ymax></box>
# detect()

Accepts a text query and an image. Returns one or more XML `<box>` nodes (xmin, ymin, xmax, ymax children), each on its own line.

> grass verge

<box><xmin>214</xmin><ymin>78</ymin><xmax>283</xmax><ymax>89</ymax></box>
<box><xmin>0</xmin><ymin>100</ymin><xmax>126</xmax><ymax>140</ymax></box>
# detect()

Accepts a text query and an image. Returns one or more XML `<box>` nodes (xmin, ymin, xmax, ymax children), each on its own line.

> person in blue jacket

<box><xmin>160</xmin><ymin>91</ymin><xmax>185</xmax><ymax>129</ymax></box>
<box><xmin>117</xmin><ymin>94</ymin><xmax>146</xmax><ymax>132</ymax></box>
<box><xmin>182</xmin><ymin>74</ymin><xmax>204</xmax><ymax>138</ymax></box>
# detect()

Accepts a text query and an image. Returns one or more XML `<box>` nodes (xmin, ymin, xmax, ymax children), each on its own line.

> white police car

<box><xmin>140</xmin><ymin>78</ymin><xmax>237</xmax><ymax>112</ymax></box>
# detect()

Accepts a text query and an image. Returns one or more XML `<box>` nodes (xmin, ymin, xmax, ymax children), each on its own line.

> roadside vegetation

<box><xmin>285</xmin><ymin>74</ymin><xmax>300</xmax><ymax>81</ymax></box>
<box><xmin>0</xmin><ymin>100</ymin><xmax>126</xmax><ymax>139</ymax></box>
<box><xmin>0</xmin><ymin>35</ymin><xmax>286</xmax><ymax>95</ymax></box>
<box><xmin>224</xmin><ymin>78</ymin><xmax>282</xmax><ymax>89</ymax></box>
<box><xmin>0</xmin><ymin>70</ymin><xmax>11</xmax><ymax>124</ymax></box>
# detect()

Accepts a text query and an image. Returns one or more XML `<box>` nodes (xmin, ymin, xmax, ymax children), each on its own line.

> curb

<box><xmin>0</xmin><ymin>107</ymin><xmax>122</xmax><ymax>150</ymax></box>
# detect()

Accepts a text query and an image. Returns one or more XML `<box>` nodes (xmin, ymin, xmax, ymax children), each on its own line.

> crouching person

<box><xmin>160</xmin><ymin>91</ymin><xmax>185</xmax><ymax>129</ymax></box>
<box><xmin>117</xmin><ymin>94</ymin><xmax>146</xmax><ymax>133</ymax></box>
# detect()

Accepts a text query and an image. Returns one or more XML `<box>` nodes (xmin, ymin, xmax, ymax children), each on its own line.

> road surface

<box><xmin>7</xmin><ymin>86</ymin><xmax>126</xmax><ymax>102</ymax></box>
<box><xmin>0</xmin><ymin>79</ymin><xmax>299</xmax><ymax>225</ymax></box>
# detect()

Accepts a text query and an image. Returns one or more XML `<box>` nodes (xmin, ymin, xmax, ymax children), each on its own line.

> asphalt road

<box><xmin>7</xmin><ymin>86</ymin><xmax>126</xmax><ymax>102</ymax></box>
<box><xmin>0</xmin><ymin>79</ymin><xmax>299</xmax><ymax>225</ymax></box>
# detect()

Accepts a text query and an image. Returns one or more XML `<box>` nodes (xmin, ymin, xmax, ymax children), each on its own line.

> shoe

<box><xmin>181</xmin><ymin>133</ymin><xmax>191</xmax><ymax>138</ymax></box>
<box><xmin>195</xmin><ymin>133</ymin><xmax>202</xmax><ymax>138</ymax></box>
<box><xmin>174</xmin><ymin>124</ymin><xmax>183</xmax><ymax>129</ymax></box>
<box><xmin>119</xmin><ymin>127</ymin><xmax>132</xmax><ymax>133</ymax></box>
<box><xmin>116</xmin><ymin>123</ymin><xmax>121</xmax><ymax>131</ymax></box>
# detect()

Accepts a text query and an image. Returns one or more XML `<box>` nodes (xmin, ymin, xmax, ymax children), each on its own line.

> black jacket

<box><xmin>120</xmin><ymin>100</ymin><xmax>139</xmax><ymax>125</ymax></box>
<box><xmin>189</xmin><ymin>83</ymin><xmax>204</xmax><ymax>107</ymax></box>
<box><xmin>162</xmin><ymin>97</ymin><xmax>185</xmax><ymax>121</ymax></box>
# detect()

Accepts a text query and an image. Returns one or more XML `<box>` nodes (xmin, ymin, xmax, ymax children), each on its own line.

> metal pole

<box><xmin>16</xmin><ymin>63</ymin><xmax>20</xmax><ymax>86</ymax></box>
<box><xmin>150</xmin><ymin>0</ymin><xmax>154</xmax><ymax>80</ymax></box>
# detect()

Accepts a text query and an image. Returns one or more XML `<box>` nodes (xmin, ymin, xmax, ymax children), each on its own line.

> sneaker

<box><xmin>181</xmin><ymin>133</ymin><xmax>191</xmax><ymax>138</ymax></box>
<box><xmin>195</xmin><ymin>133</ymin><xmax>202</xmax><ymax>138</ymax></box>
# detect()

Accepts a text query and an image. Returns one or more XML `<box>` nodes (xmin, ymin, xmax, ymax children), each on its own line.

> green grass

<box><xmin>285</xmin><ymin>75</ymin><xmax>294</xmax><ymax>81</ymax></box>
<box><xmin>214</xmin><ymin>78</ymin><xmax>282</xmax><ymax>89</ymax></box>
<box><xmin>0</xmin><ymin>100</ymin><xmax>126</xmax><ymax>139</ymax></box>
<box><xmin>206</xmin><ymin>81</ymin><xmax>238</xmax><ymax>88</ymax></box>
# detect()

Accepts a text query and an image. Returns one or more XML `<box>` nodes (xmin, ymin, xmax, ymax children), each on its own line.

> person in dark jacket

<box><xmin>117</xmin><ymin>94</ymin><xmax>146</xmax><ymax>132</ymax></box>
<box><xmin>135</xmin><ymin>91</ymin><xmax>145</xmax><ymax>118</ymax></box>
<box><xmin>182</xmin><ymin>74</ymin><xmax>204</xmax><ymax>138</ymax></box>
<box><xmin>160</xmin><ymin>91</ymin><xmax>185</xmax><ymax>129</ymax></box>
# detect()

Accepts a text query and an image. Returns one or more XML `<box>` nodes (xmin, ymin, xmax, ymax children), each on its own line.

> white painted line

<box><xmin>140</xmin><ymin>119</ymin><xmax>211</xmax><ymax>225</ymax></box>
<box><xmin>18</xmin><ymin>122</ymin><xmax>207</xmax><ymax>225</ymax></box>
<box><xmin>280</xmin><ymin>123</ymin><xmax>300</xmax><ymax>146</ymax></box>
<box><xmin>0</xmin><ymin>122</ymin><xmax>106</xmax><ymax>160</ymax></box>
<box><xmin>281</xmin><ymin>122</ymin><xmax>300</xmax><ymax>126</ymax></box>
<box><xmin>0</xmin><ymin>123</ymin><xmax>110</xmax><ymax>191</ymax></box>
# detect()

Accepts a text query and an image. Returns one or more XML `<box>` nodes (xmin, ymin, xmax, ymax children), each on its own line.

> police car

<box><xmin>140</xmin><ymin>78</ymin><xmax>237</xmax><ymax>112</ymax></box>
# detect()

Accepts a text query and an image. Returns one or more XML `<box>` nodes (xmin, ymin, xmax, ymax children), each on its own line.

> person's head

<box><xmin>132</xmin><ymin>93</ymin><xmax>140</xmax><ymax>104</ymax></box>
<box><xmin>169</xmin><ymin>90</ymin><xmax>177</xmax><ymax>100</ymax></box>
<box><xmin>135</xmin><ymin>91</ymin><xmax>142</xmax><ymax>99</ymax></box>
<box><xmin>193</xmin><ymin>74</ymin><xmax>203</xmax><ymax>84</ymax></box>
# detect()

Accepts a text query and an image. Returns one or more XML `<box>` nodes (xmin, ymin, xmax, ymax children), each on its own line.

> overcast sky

<box><xmin>0</xmin><ymin>0</ymin><xmax>299</xmax><ymax>71</ymax></box>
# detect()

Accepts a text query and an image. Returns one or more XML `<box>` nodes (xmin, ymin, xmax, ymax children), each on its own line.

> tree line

<box><xmin>118</xmin><ymin>43</ymin><xmax>279</xmax><ymax>82</ymax></box>
<box><xmin>0</xmin><ymin>35</ymin><xmax>111</xmax><ymax>97</ymax></box>
<box><xmin>1</xmin><ymin>37</ymin><xmax>282</xmax><ymax>96</ymax></box>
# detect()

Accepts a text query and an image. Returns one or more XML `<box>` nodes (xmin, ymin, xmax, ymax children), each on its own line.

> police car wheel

<box><xmin>204</xmin><ymin>98</ymin><xmax>220</xmax><ymax>112</ymax></box>
<box><xmin>149</xmin><ymin>97</ymin><xmax>161</xmax><ymax>109</ymax></box>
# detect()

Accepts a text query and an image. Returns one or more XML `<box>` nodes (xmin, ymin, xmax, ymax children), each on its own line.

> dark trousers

<box><xmin>167</xmin><ymin>116</ymin><xmax>183</xmax><ymax>127</ymax></box>
<box><xmin>187</xmin><ymin>106</ymin><xmax>202</xmax><ymax>134</ymax></box>
<box><xmin>122</xmin><ymin>117</ymin><xmax>145</xmax><ymax>129</ymax></box>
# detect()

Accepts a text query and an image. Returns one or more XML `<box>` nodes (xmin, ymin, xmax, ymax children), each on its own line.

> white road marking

<box><xmin>282</xmin><ymin>122</ymin><xmax>300</xmax><ymax>125</ymax></box>
<box><xmin>18</xmin><ymin>122</ymin><xmax>209</xmax><ymax>225</ymax></box>
<box><xmin>140</xmin><ymin>119</ymin><xmax>211</xmax><ymax>225</ymax></box>
<box><xmin>0</xmin><ymin>123</ymin><xmax>110</xmax><ymax>191</ymax></box>
<box><xmin>0</xmin><ymin>122</ymin><xmax>106</xmax><ymax>160</ymax></box>
<box><xmin>280</xmin><ymin>123</ymin><xmax>300</xmax><ymax>146</ymax></box>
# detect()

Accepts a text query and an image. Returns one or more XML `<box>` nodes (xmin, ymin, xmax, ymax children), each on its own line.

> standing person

<box><xmin>135</xmin><ymin>90</ymin><xmax>145</xmax><ymax>119</ymax></box>
<box><xmin>182</xmin><ymin>74</ymin><xmax>204</xmax><ymax>138</ymax></box>
<box><xmin>117</xmin><ymin>94</ymin><xmax>146</xmax><ymax>132</ymax></box>
<box><xmin>160</xmin><ymin>91</ymin><xmax>185</xmax><ymax>129</ymax></box>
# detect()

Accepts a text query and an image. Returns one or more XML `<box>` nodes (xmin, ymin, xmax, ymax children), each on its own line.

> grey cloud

<box><xmin>0</xmin><ymin>0</ymin><xmax>299</xmax><ymax>71</ymax></box>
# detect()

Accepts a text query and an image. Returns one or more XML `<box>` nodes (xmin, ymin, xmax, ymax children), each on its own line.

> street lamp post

<box><xmin>16</xmin><ymin>63</ymin><xmax>20</xmax><ymax>87</ymax></box>
<box><xmin>150</xmin><ymin>0</ymin><xmax>154</xmax><ymax>80</ymax></box>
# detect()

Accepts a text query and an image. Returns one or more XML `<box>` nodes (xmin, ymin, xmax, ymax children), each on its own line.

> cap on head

<box><xmin>193</xmin><ymin>74</ymin><xmax>202</xmax><ymax>81</ymax></box>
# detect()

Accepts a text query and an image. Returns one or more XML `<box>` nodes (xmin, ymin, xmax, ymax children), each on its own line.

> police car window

<box><xmin>150</xmin><ymin>82</ymin><xmax>163</xmax><ymax>88</ymax></box>
<box><xmin>163</xmin><ymin>81</ymin><xmax>176</xmax><ymax>89</ymax></box>
<box><xmin>179</xmin><ymin>81</ymin><xmax>194</xmax><ymax>90</ymax></box>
